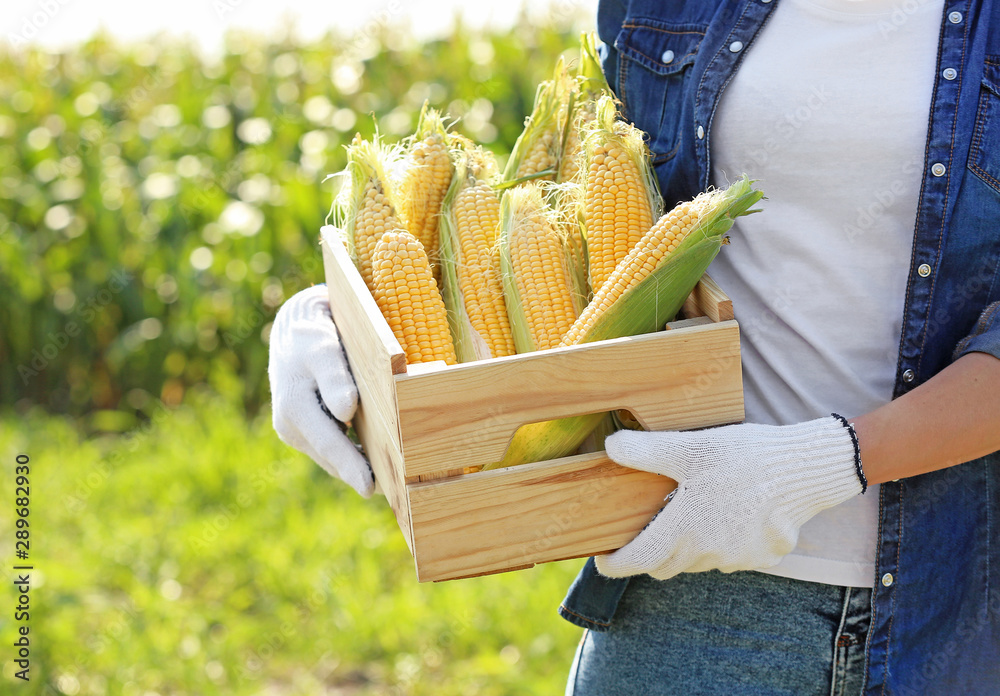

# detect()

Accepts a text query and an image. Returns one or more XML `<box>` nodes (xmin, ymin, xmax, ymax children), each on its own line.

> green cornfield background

<box><xmin>1</xmin><ymin>11</ymin><xmax>597</xmax><ymax>694</ymax></box>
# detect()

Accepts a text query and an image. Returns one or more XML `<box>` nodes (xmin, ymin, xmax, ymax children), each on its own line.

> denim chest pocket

<box><xmin>615</xmin><ymin>21</ymin><xmax>705</xmax><ymax>164</ymax></box>
<box><xmin>968</xmin><ymin>58</ymin><xmax>1000</xmax><ymax>193</ymax></box>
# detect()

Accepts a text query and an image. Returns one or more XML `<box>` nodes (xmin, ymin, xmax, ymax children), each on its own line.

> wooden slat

<box><xmin>351</xmin><ymin>403</ymin><xmax>413</xmax><ymax>552</ymax></box>
<box><xmin>394</xmin><ymin>320</ymin><xmax>744</xmax><ymax>477</ymax></box>
<box><xmin>321</xmin><ymin>227</ymin><xmax>406</xmax><ymax>458</ymax></box>
<box><xmin>682</xmin><ymin>273</ymin><xmax>733</xmax><ymax>322</ymax></box>
<box><xmin>407</xmin><ymin>451</ymin><xmax>677</xmax><ymax>582</ymax></box>
<box><xmin>664</xmin><ymin>315</ymin><xmax>714</xmax><ymax>331</ymax></box>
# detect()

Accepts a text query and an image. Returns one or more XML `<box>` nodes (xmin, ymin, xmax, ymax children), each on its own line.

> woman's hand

<box><xmin>595</xmin><ymin>417</ymin><xmax>863</xmax><ymax>580</ymax></box>
<box><xmin>268</xmin><ymin>285</ymin><xmax>375</xmax><ymax>497</ymax></box>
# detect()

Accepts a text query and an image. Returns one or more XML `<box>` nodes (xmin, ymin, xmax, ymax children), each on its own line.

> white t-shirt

<box><xmin>708</xmin><ymin>0</ymin><xmax>943</xmax><ymax>587</ymax></box>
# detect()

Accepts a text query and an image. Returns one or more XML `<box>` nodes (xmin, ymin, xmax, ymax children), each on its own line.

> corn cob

<box><xmin>499</xmin><ymin>184</ymin><xmax>580</xmax><ymax>352</ymax></box>
<box><xmin>398</xmin><ymin>104</ymin><xmax>454</xmax><ymax>280</ymax></box>
<box><xmin>371</xmin><ymin>229</ymin><xmax>457</xmax><ymax>365</ymax></box>
<box><xmin>583</xmin><ymin>96</ymin><xmax>662</xmax><ymax>296</ymax></box>
<box><xmin>438</xmin><ymin>147</ymin><xmax>516</xmax><ymax>361</ymax></box>
<box><xmin>501</xmin><ymin>62</ymin><xmax>569</xmax><ymax>185</ymax></box>
<box><xmin>339</xmin><ymin>135</ymin><xmax>405</xmax><ymax>292</ymax></box>
<box><xmin>562</xmin><ymin>175</ymin><xmax>764</xmax><ymax>347</ymax></box>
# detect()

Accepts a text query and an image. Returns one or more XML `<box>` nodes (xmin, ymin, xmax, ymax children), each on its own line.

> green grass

<box><xmin>0</xmin><ymin>397</ymin><xmax>586</xmax><ymax>694</ymax></box>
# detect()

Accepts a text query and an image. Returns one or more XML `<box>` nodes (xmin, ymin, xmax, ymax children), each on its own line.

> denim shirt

<box><xmin>558</xmin><ymin>1</ymin><xmax>1000</xmax><ymax>692</ymax></box>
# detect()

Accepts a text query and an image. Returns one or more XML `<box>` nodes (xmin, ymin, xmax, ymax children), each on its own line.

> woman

<box><xmin>269</xmin><ymin>1</ymin><xmax>1000</xmax><ymax>692</ymax></box>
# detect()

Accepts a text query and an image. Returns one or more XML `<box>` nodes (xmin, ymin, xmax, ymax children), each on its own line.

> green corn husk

<box><xmin>481</xmin><ymin>412</ymin><xmax>607</xmax><ymax>471</ymax></box>
<box><xmin>576</xmin><ymin>31</ymin><xmax>608</xmax><ymax>95</ymax></box>
<box><xmin>583</xmin><ymin>411</ymin><xmax>620</xmax><ymax>452</ymax></box>
<box><xmin>439</xmin><ymin>156</ymin><xmax>479</xmax><ymax>363</ymax></box>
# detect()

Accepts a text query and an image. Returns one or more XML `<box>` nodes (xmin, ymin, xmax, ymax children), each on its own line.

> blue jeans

<box><xmin>565</xmin><ymin>570</ymin><xmax>871</xmax><ymax>696</ymax></box>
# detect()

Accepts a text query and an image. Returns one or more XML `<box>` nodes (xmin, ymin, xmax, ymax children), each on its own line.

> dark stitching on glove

<box><xmin>831</xmin><ymin>413</ymin><xmax>867</xmax><ymax>494</ymax></box>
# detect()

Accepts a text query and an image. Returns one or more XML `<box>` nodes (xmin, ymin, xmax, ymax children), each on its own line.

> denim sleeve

<box><xmin>596</xmin><ymin>0</ymin><xmax>626</xmax><ymax>97</ymax></box>
<box><xmin>952</xmin><ymin>300</ymin><xmax>1000</xmax><ymax>362</ymax></box>
<box><xmin>557</xmin><ymin>557</ymin><xmax>631</xmax><ymax>632</ymax></box>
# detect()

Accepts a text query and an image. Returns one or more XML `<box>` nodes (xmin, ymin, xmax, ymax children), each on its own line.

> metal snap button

<box><xmin>882</xmin><ymin>572</ymin><xmax>894</xmax><ymax>587</ymax></box>
<box><xmin>949</xmin><ymin>11</ymin><xmax>963</xmax><ymax>23</ymax></box>
<box><xmin>661</xmin><ymin>50</ymin><xmax>675</xmax><ymax>64</ymax></box>
<box><xmin>902</xmin><ymin>369</ymin><xmax>915</xmax><ymax>383</ymax></box>
<box><xmin>697</xmin><ymin>125</ymin><xmax>705</xmax><ymax>140</ymax></box>
<box><xmin>917</xmin><ymin>263</ymin><xmax>932</xmax><ymax>277</ymax></box>
<box><xmin>943</xmin><ymin>68</ymin><xmax>957</xmax><ymax>80</ymax></box>
<box><xmin>729</xmin><ymin>41</ymin><xmax>744</xmax><ymax>53</ymax></box>
<box><xmin>931</xmin><ymin>162</ymin><xmax>946</xmax><ymax>177</ymax></box>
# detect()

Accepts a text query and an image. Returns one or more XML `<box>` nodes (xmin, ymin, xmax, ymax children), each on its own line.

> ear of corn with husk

<box><xmin>397</xmin><ymin>104</ymin><xmax>455</xmax><ymax>282</ymax></box>
<box><xmin>498</xmin><ymin>183</ymin><xmax>580</xmax><ymax>353</ymax></box>
<box><xmin>480</xmin><ymin>182</ymin><xmax>597</xmax><ymax>471</ymax></box>
<box><xmin>557</xmin><ymin>32</ymin><xmax>610</xmax><ymax>185</ymax></box>
<box><xmin>501</xmin><ymin>60</ymin><xmax>571</xmax><ymax>186</ymax></box>
<box><xmin>582</xmin><ymin>96</ymin><xmax>662</xmax><ymax>296</ymax></box>
<box><xmin>337</xmin><ymin>134</ymin><xmax>407</xmax><ymax>293</ymax></box>
<box><xmin>562</xmin><ymin>175</ymin><xmax>763</xmax><ymax>347</ymax></box>
<box><xmin>438</xmin><ymin>146</ymin><xmax>516</xmax><ymax>362</ymax></box>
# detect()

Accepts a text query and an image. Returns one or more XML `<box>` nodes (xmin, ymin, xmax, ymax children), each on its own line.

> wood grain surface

<box><xmin>407</xmin><ymin>451</ymin><xmax>677</xmax><ymax>581</ymax></box>
<box><xmin>394</xmin><ymin>321</ymin><xmax>743</xmax><ymax>477</ymax></box>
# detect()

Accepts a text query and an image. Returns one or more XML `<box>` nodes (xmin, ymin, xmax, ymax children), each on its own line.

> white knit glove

<box><xmin>595</xmin><ymin>416</ymin><xmax>864</xmax><ymax>580</ymax></box>
<box><xmin>268</xmin><ymin>284</ymin><xmax>375</xmax><ymax>497</ymax></box>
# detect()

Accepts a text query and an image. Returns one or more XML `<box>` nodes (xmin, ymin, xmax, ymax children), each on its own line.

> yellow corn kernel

<box><xmin>372</xmin><ymin>230</ymin><xmax>457</xmax><ymax>365</ymax></box>
<box><xmin>584</xmin><ymin>142</ymin><xmax>653</xmax><ymax>294</ymax></box>
<box><xmin>453</xmin><ymin>182</ymin><xmax>516</xmax><ymax>357</ymax></box>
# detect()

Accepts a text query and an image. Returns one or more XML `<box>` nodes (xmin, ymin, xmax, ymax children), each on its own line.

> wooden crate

<box><xmin>320</xmin><ymin>226</ymin><xmax>744</xmax><ymax>582</ymax></box>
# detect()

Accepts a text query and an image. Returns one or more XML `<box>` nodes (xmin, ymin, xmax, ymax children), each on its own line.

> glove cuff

<box><xmin>830</xmin><ymin>412</ymin><xmax>867</xmax><ymax>494</ymax></box>
<box><xmin>767</xmin><ymin>416</ymin><xmax>864</xmax><ymax>525</ymax></box>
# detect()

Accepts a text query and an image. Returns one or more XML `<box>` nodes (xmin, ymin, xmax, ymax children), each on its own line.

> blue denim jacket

<box><xmin>558</xmin><ymin>1</ymin><xmax>1000</xmax><ymax>692</ymax></box>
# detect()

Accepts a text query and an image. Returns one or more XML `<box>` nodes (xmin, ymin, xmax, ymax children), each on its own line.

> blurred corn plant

<box><xmin>0</xmin><ymin>17</ymin><xmax>585</xmax><ymax>417</ymax></box>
